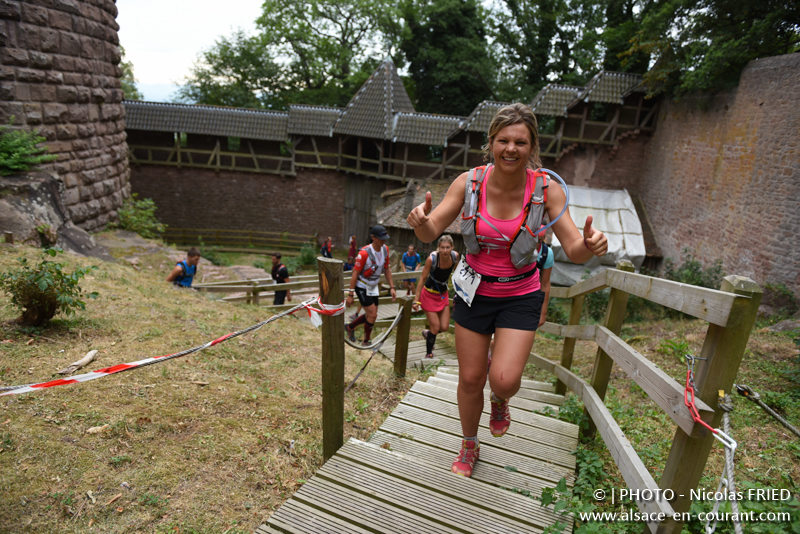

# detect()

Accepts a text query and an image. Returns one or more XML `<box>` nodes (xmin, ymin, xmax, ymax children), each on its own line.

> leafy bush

<box><xmin>584</xmin><ymin>287</ymin><xmax>610</xmax><ymax>322</ymax></box>
<box><xmin>253</xmin><ymin>259</ymin><xmax>267</xmax><ymax>271</ymax></box>
<box><xmin>115</xmin><ymin>194</ymin><xmax>166</xmax><ymax>238</ymax></box>
<box><xmin>663</xmin><ymin>248</ymin><xmax>725</xmax><ymax>289</ymax></box>
<box><xmin>0</xmin><ymin>120</ymin><xmax>57</xmax><ymax>176</ymax></box>
<box><xmin>0</xmin><ymin>248</ymin><xmax>98</xmax><ymax>326</ymax></box>
<box><xmin>197</xmin><ymin>238</ymin><xmax>230</xmax><ymax>267</ymax></box>
<box><xmin>284</xmin><ymin>244</ymin><xmax>317</xmax><ymax>275</ymax></box>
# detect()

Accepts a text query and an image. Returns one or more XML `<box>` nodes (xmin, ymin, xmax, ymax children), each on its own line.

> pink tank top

<box><xmin>467</xmin><ymin>167</ymin><xmax>541</xmax><ymax>297</ymax></box>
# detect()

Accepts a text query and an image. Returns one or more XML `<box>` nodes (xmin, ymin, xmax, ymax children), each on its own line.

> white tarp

<box><xmin>550</xmin><ymin>186</ymin><xmax>646</xmax><ymax>286</ymax></box>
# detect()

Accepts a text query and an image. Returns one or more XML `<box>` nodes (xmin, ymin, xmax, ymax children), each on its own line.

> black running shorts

<box><xmin>453</xmin><ymin>290</ymin><xmax>544</xmax><ymax>335</ymax></box>
<box><xmin>355</xmin><ymin>286</ymin><xmax>380</xmax><ymax>307</ymax></box>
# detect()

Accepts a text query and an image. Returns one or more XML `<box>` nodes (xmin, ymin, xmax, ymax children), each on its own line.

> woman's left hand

<box><xmin>583</xmin><ymin>215</ymin><xmax>608</xmax><ymax>257</ymax></box>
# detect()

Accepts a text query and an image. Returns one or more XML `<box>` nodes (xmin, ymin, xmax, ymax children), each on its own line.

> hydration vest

<box><xmin>536</xmin><ymin>242</ymin><xmax>549</xmax><ymax>272</ymax></box>
<box><xmin>427</xmin><ymin>250</ymin><xmax>458</xmax><ymax>292</ymax></box>
<box><xmin>460</xmin><ymin>165</ymin><xmax>549</xmax><ymax>269</ymax></box>
<box><xmin>174</xmin><ymin>260</ymin><xmax>196</xmax><ymax>287</ymax></box>
<box><xmin>358</xmin><ymin>244</ymin><xmax>389</xmax><ymax>287</ymax></box>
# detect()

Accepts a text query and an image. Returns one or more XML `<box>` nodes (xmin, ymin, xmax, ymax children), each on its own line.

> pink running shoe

<box><xmin>451</xmin><ymin>439</ymin><xmax>480</xmax><ymax>477</ymax></box>
<box><xmin>490</xmin><ymin>396</ymin><xmax>511</xmax><ymax>437</ymax></box>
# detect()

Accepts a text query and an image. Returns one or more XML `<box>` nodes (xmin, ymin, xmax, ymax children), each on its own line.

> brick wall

<box><xmin>638</xmin><ymin>53</ymin><xmax>800</xmax><ymax>294</ymax></box>
<box><xmin>0</xmin><ymin>0</ymin><xmax>130</xmax><ymax>231</ymax></box>
<box><xmin>130</xmin><ymin>165</ymin><xmax>347</xmax><ymax>245</ymax></box>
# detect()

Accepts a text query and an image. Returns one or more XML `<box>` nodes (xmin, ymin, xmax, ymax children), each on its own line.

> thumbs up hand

<box><xmin>407</xmin><ymin>191</ymin><xmax>433</xmax><ymax>228</ymax></box>
<box><xmin>583</xmin><ymin>215</ymin><xmax>608</xmax><ymax>257</ymax></box>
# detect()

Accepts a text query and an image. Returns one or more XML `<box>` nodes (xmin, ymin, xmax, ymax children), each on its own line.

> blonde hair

<box><xmin>438</xmin><ymin>234</ymin><xmax>454</xmax><ymax>247</ymax></box>
<box><xmin>482</xmin><ymin>103</ymin><xmax>541</xmax><ymax>169</ymax></box>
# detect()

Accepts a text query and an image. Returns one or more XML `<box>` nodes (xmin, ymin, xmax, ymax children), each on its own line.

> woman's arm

<box><xmin>414</xmin><ymin>256</ymin><xmax>433</xmax><ymax>310</ymax></box>
<box><xmin>539</xmin><ymin>267</ymin><xmax>552</xmax><ymax>327</ymax></box>
<box><xmin>546</xmin><ymin>182</ymin><xmax>608</xmax><ymax>263</ymax></box>
<box><xmin>407</xmin><ymin>173</ymin><xmax>468</xmax><ymax>243</ymax></box>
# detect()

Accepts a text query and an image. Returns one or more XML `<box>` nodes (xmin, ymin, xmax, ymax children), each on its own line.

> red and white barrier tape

<box><xmin>0</xmin><ymin>297</ymin><xmax>344</xmax><ymax>397</ymax></box>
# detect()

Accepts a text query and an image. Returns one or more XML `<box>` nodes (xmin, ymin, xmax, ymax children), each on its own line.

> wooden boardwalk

<box><xmin>256</xmin><ymin>364</ymin><xmax>579</xmax><ymax>534</ymax></box>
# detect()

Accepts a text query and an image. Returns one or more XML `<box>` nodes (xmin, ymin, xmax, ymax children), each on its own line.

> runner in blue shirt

<box><xmin>401</xmin><ymin>244</ymin><xmax>422</xmax><ymax>296</ymax></box>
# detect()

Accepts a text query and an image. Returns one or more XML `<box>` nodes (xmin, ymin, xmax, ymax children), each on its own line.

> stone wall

<box><xmin>129</xmin><ymin>165</ymin><xmax>348</xmax><ymax>246</ymax></box>
<box><xmin>0</xmin><ymin>0</ymin><xmax>130</xmax><ymax>231</ymax></box>
<box><xmin>638</xmin><ymin>53</ymin><xmax>800</xmax><ymax>294</ymax></box>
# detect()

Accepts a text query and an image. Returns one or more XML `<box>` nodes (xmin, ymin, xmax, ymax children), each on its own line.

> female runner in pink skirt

<box><xmin>412</xmin><ymin>235</ymin><xmax>459</xmax><ymax>359</ymax></box>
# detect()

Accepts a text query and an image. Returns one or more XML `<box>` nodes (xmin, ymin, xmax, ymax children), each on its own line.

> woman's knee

<box><xmin>488</xmin><ymin>368</ymin><xmax>520</xmax><ymax>398</ymax></box>
<box><xmin>459</xmin><ymin>372</ymin><xmax>487</xmax><ymax>394</ymax></box>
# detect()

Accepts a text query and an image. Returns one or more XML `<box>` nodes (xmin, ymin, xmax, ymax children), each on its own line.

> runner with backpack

<box><xmin>406</xmin><ymin>103</ymin><xmax>607</xmax><ymax>478</ymax></box>
<box><xmin>166</xmin><ymin>248</ymin><xmax>201</xmax><ymax>288</ymax></box>
<box><xmin>412</xmin><ymin>235</ymin><xmax>459</xmax><ymax>359</ymax></box>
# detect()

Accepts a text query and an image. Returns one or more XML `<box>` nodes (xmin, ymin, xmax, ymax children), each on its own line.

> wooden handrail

<box><xmin>528</xmin><ymin>352</ymin><xmax>677</xmax><ymax>525</ymax></box>
<box><xmin>550</xmin><ymin>267</ymin><xmax>741</xmax><ymax>326</ymax></box>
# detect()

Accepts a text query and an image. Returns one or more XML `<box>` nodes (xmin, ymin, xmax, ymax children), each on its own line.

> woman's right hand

<box><xmin>407</xmin><ymin>192</ymin><xmax>433</xmax><ymax>228</ymax></box>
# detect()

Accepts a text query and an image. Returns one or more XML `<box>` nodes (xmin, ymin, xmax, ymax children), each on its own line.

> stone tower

<box><xmin>0</xmin><ymin>0</ymin><xmax>130</xmax><ymax>231</ymax></box>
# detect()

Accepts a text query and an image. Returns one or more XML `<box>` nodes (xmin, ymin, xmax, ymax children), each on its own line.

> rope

<box><xmin>706</xmin><ymin>394</ymin><xmax>742</xmax><ymax>534</ymax></box>
<box><xmin>344</xmin><ymin>308</ymin><xmax>404</xmax><ymax>351</ymax></box>
<box><xmin>0</xmin><ymin>298</ymin><xmax>317</xmax><ymax>396</ymax></box>
<box><xmin>344</xmin><ymin>342</ymin><xmax>384</xmax><ymax>394</ymax></box>
<box><xmin>734</xmin><ymin>384</ymin><xmax>800</xmax><ymax>439</ymax></box>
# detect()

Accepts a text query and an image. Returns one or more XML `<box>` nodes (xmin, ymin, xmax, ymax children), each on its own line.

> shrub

<box><xmin>197</xmin><ymin>238</ymin><xmax>230</xmax><ymax>267</ymax></box>
<box><xmin>663</xmin><ymin>248</ymin><xmax>725</xmax><ymax>289</ymax></box>
<box><xmin>115</xmin><ymin>194</ymin><xmax>166</xmax><ymax>238</ymax></box>
<box><xmin>0</xmin><ymin>247</ymin><xmax>98</xmax><ymax>326</ymax></box>
<box><xmin>0</xmin><ymin>120</ymin><xmax>57</xmax><ymax>176</ymax></box>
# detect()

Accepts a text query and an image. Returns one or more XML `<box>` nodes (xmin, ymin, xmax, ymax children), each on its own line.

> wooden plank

<box><xmin>594</xmin><ymin>326</ymin><xmax>714</xmax><ymax>435</ymax></box>
<box><xmin>337</xmin><ymin>440</ymin><xmax>570</xmax><ymax>531</ymax></box>
<box><xmin>295</xmin><ymin>477</ymin><xmax>467</xmax><ymax>534</ymax></box>
<box><xmin>268</xmin><ymin>498</ymin><xmax>379</xmax><ymax>534</ymax></box>
<box><xmin>410</xmin><ymin>381</ymin><xmax>576</xmax><ymax>435</ymax></box>
<box><xmin>558</xmin><ymin>294</ymin><xmax>584</xmax><ymax>395</ymax></box>
<box><xmin>434</xmin><ymin>370</ymin><xmax>555</xmax><ymax>393</ymax></box>
<box><xmin>386</xmin><ymin>407</ymin><xmax>575</xmax><ymax>468</ymax></box>
<box><xmin>527</xmin><ymin>352</ymin><xmax>676</xmax><ymax>525</ymax></box>
<box><xmin>565</xmin><ymin>269</ymin><xmax>610</xmax><ymax>298</ymax></box>
<box><xmin>425</xmin><ymin>376</ymin><xmax>564</xmax><ymax>407</ymax></box>
<box><xmin>605</xmin><ymin>269</ymin><xmax>738</xmax><ymax>327</ymax></box>
<box><xmin>368</xmin><ymin>430</ymin><xmax>557</xmax><ymax>497</ymax></box>
<box><xmin>319</xmin><ymin>456</ymin><xmax>558</xmax><ymax>534</ymax></box>
<box><xmin>400</xmin><ymin>391</ymin><xmax>577</xmax><ymax>451</ymax></box>
<box><xmin>379</xmin><ymin>417</ymin><xmax>575</xmax><ymax>485</ymax></box>
<box><xmin>374</xmin><ymin>316</ymin><xmax>426</xmax><ymax>328</ymax></box>
<box><xmin>538</xmin><ymin>322</ymin><xmax>596</xmax><ymax>340</ymax></box>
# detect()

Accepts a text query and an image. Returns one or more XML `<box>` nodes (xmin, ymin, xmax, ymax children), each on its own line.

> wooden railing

<box><xmin>164</xmin><ymin>227</ymin><xmax>316</xmax><ymax>254</ymax></box>
<box><xmin>533</xmin><ymin>260</ymin><xmax>762</xmax><ymax>534</ymax></box>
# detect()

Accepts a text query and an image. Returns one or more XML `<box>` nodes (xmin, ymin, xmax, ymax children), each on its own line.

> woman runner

<box><xmin>413</xmin><ymin>235</ymin><xmax>460</xmax><ymax>359</ymax></box>
<box><xmin>407</xmin><ymin>103</ymin><xmax>608</xmax><ymax>478</ymax></box>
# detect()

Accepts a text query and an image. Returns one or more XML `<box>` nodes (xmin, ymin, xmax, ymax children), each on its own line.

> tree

<box><xmin>398</xmin><ymin>0</ymin><xmax>495</xmax><ymax>116</ymax></box>
<box><xmin>601</xmin><ymin>0</ymin><xmax>650</xmax><ymax>72</ymax></box>
<box><xmin>175</xmin><ymin>30</ymin><xmax>283</xmax><ymax>109</ymax></box>
<box><xmin>492</xmin><ymin>0</ymin><xmax>605</xmax><ymax>102</ymax></box>
<box><xmin>119</xmin><ymin>46</ymin><xmax>143</xmax><ymax>101</ymax></box>
<box><xmin>627</xmin><ymin>0</ymin><xmax>800</xmax><ymax>98</ymax></box>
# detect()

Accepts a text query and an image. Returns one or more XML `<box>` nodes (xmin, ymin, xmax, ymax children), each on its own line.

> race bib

<box><xmin>452</xmin><ymin>258</ymin><xmax>481</xmax><ymax>307</ymax></box>
<box><xmin>366</xmin><ymin>284</ymin><xmax>379</xmax><ymax>297</ymax></box>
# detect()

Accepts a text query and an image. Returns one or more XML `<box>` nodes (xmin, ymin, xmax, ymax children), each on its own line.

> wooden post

<box><xmin>251</xmin><ymin>281</ymin><xmax>259</xmax><ymax>307</ymax></box>
<box><xmin>583</xmin><ymin>260</ymin><xmax>635</xmax><ymax>438</ymax></box>
<box><xmin>656</xmin><ymin>276</ymin><xmax>762</xmax><ymax>534</ymax></box>
<box><xmin>3</xmin><ymin>231</ymin><xmax>13</xmax><ymax>244</ymax></box>
<box><xmin>319</xmin><ymin>257</ymin><xmax>345</xmax><ymax>462</ymax></box>
<box><xmin>393</xmin><ymin>296</ymin><xmax>414</xmax><ymax>377</ymax></box>
<box><xmin>555</xmin><ymin>294</ymin><xmax>585</xmax><ymax>395</ymax></box>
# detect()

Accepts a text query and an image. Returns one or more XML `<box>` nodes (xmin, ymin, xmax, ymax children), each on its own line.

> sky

<box><xmin>116</xmin><ymin>0</ymin><xmax>263</xmax><ymax>102</ymax></box>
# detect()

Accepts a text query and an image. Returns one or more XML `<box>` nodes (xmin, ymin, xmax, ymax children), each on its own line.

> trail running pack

<box><xmin>358</xmin><ymin>244</ymin><xmax>389</xmax><ymax>287</ymax></box>
<box><xmin>174</xmin><ymin>260</ymin><xmax>196</xmax><ymax>287</ymax></box>
<box><xmin>460</xmin><ymin>165</ymin><xmax>549</xmax><ymax>269</ymax></box>
<box><xmin>427</xmin><ymin>250</ymin><xmax>458</xmax><ymax>291</ymax></box>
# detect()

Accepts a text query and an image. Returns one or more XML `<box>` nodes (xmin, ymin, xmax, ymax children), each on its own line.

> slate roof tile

<box><xmin>392</xmin><ymin>112</ymin><xmax>465</xmax><ymax>145</ymax></box>
<box><xmin>459</xmin><ymin>100</ymin><xmax>512</xmax><ymax>133</ymax></box>
<box><xmin>334</xmin><ymin>60</ymin><xmax>415</xmax><ymax>140</ymax></box>
<box><xmin>123</xmin><ymin>100</ymin><xmax>289</xmax><ymax>141</ymax></box>
<box><xmin>530</xmin><ymin>84</ymin><xmax>583</xmax><ymax>116</ymax></box>
<box><xmin>288</xmin><ymin>104</ymin><xmax>341</xmax><ymax>136</ymax></box>
<box><xmin>570</xmin><ymin>71</ymin><xmax>644</xmax><ymax>106</ymax></box>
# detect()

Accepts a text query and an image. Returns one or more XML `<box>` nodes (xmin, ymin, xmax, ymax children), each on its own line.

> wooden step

<box><xmin>424</xmin><ymin>376</ymin><xmax>563</xmax><ymax>409</ymax></box>
<box><xmin>435</xmin><ymin>369</ymin><xmax>555</xmax><ymax>393</ymax></box>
